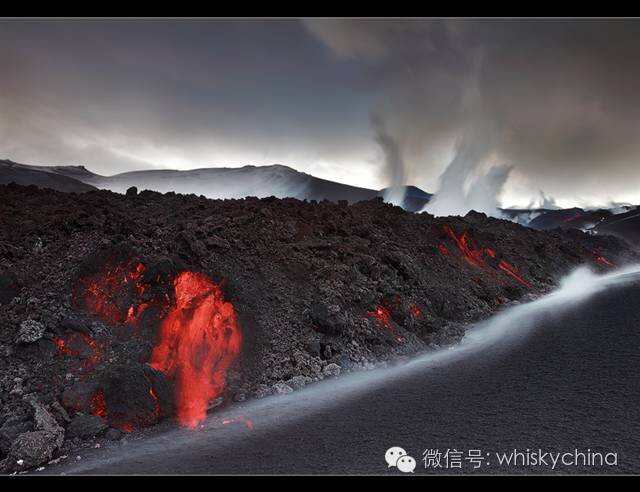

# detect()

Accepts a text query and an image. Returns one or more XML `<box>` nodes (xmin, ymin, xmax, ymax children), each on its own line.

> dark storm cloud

<box><xmin>305</xmin><ymin>19</ymin><xmax>640</xmax><ymax>206</ymax></box>
<box><xmin>2</xmin><ymin>19</ymin><xmax>640</xmax><ymax>206</ymax></box>
<box><xmin>0</xmin><ymin>20</ymin><xmax>375</xmax><ymax>178</ymax></box>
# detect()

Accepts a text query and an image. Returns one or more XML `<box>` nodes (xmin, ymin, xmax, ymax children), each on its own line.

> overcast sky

<box><xmin>2</xmin><ymin>18</ymin><xmax>640</xmax><ymax>208</ymax></box>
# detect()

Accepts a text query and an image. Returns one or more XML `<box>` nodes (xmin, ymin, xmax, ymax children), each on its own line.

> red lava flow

<box><xmin>150</xmin><ymin>271</ymin><xmax>242</xmax><ymax>429</ymax></box>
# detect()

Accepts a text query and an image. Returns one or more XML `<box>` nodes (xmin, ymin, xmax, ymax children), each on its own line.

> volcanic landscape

<box><xmin>0</xmin><ymin>182</ymin><xmax>638</xmax><ymax>473</ymax></box>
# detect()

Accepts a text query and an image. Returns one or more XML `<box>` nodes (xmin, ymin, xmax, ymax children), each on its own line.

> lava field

<box><xmin>0</xmin><ymin>183</ymin><xmax>637</xmax><ymax>472</ymax></box>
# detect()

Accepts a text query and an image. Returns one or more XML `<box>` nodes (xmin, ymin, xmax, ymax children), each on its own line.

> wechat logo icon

<box><xmin>385</xmin><ymin>446</ymin><xmax>417</xmax><ymax>473</ymax></box>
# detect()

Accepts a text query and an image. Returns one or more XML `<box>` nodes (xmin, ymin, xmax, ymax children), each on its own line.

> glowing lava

<box><xmin>150</xmin><ymin>271</ymin><xmax>242</xmax><ymax>429</ymax></box>
<box><xmin>367</xmin><ymin>305</ymin><xmax>404</xmax><ymax>341</ymax></box>
<box><xmin>409</xmin><ymin>304</ymin><xmax>423</xmax><ymax>318</ymax></box>
<box><xmin>149</xmin><ymin>387</ymin><xmax>160</xmax><ymax>419</ymax></box>
<box><xmin>367</xmin><ymin>305</ymin><xmax>393</xmax><ymax>332</ymax></box>
<box><xmin>90</xmin><ymin>390</ymin><xmax>107</xmax><ymax>419</ymax></box>
<box><xmin>595</xmin><ymin>256</ymin><xmax>614</xmax><ymax>267</ymax></box>
<box><xmin>442</xmin><ymin>224</ymin><xmax>532</xmax><ymax>289</ymax></box>
<box><xmin>498</xmin><ymin>260</ymin><xmax>532</xmax><ymax>289</ymax></box>
<box><xmin>591</xmin><ymin>250</ymin><xmax>614</xmax><ymax>267</ymax></box>
<box><xmin>78</xmin><ymin>261</ymin><xmax>147</xmax><ymax>325</ymax></box>
<box><xmin>54</xmin><ymin>332</ymin><xmax>102</xmax><ymax>370</ymax></box>
<box><xmin>437</xmin><ymin>244</ymin><xmax>450</xmax><ymax>256</ymax></box>
<box><xmin>443</xmin><ymin>224</ymin><xmax>485</xmax><ymax>267</ymax></box>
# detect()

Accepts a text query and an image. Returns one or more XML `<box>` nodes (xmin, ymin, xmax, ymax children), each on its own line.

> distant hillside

<box><xmin>593</xmin><ymin>207</ymin><xmax>640</xmax><ymax>244</ymax></box>
<box><xmin>528</xmin><ymin>208</ymin><xmax>612</xmax><ymax>231</ymax></box>
<box><xmin>0</xmin><ymin>160</ymin><xmax>431</xmax><ymax>211</ymax></box>
<box><xmin>0</xmin><ymin>160</ymin><xmax>96</xmax><ymax>193</ymax></box>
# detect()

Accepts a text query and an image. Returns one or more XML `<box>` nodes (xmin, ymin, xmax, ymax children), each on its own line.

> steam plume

<box><xmin>422</xmin><ymin>131</ymin><xmax>512</xmax><ymax>218</ymax></box>
<box><xmin>371</xmin><ymin>113</ymin><xmax>407</xmax><ymax>207</ymax></box>
<box><xmin>528</xmin><ymin>191</ymin><xmax>560</xmax><ymax>210</ymax></box>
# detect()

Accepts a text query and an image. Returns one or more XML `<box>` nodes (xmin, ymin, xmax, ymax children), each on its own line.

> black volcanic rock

<box><xmin>66</xmin><ymin>414</ymin><xmax>107</xmax><ymax>439</ymax></box>
<box><xmin>3</xmin><ymin>431</ymin><xmax>58</xmax><ymax>471</ymax></box>
<box><xmin>0</xmin><ymin>271</ymin><xmax>20</xmax><ymax>305</ymax></box>
<box><xmin>309</xmin><ymin>302</ymin><xmax>345</xmax><ymax>335</ymax></box>
<box><xmin>99</xmin><ymin>363</ymin><xmax>164</xmax><ymax>431</ymax></box>
<box><xmin>0</xmin><ymin>183</ymin><xmax>638</xmax><ymax>471</ymax></box>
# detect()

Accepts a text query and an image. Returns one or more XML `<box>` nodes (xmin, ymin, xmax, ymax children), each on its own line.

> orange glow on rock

<box><xmin>562</xmin><ymin>213</ymin><xmax>582</xmax><ymax>223</ymax></box>
<box><xmin>149</xmin><ymin>387</ymin><xmax>160</xmax><ymax>419</ymax></box>
<box><xmin>78</xmin><ymin>261</ymin><xmax>147</xmax><ymax>325</ymax></box>
<box><xmin>443</xmin><ymin>225</ymin><xmax>485</xmax><ymax>267</ymax></box>
<box><xmin>591</xmin><ymin>250</ymin><xmax>614</xmax><ymax>267</ymax></box>
<box><xmin>90</xmin><ymin>390</ymin><xmax>107</xmax><ymax>419</ymax></box>
<box><xmin>150</xmin><ymin>271</ymin><xmax>242</xmax><ymax>429</ymax></box>
<box><xmin>442</xmin><ymin>224</ymin><xmax>532</xmax><ymax>290</ymax></box>
<box><xmin>120</xmin><ymin>423</ymin><xmax>134</xmax><ymax>433</ymax></box>
<box><xmin>54</xmin><ymin>332</ymin><xmax>103</xmax><ymax>371</ymax></box>
<box><xmin>595</xmin><ymin>256</ymin><xmax>614</xmax><ymax>267</ymax></box>
<box><xmin>498</xmin><ymin>260</ymin><xmax>532</xmax><ymax>288</ymax></box>
<box><xmin>367</xmin><ymin>305</ymin><xmax>395</xmax><ymax>334</ymax></box>
<box><xmin>437</xmin><ymin>244</ymin><xmax>450</xmax><ymax>256</ymax></box>
<box><xmin>409</xmin><ymin>304</ymin><xmax>422</xmax><ymax>318</ymax></box>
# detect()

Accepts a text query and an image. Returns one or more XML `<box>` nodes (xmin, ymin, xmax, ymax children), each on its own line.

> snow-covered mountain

<box><xmin>0</xmin><ymin>160</ymin><xmax>96</xmax><ymax>193</ymax></box>
<box><xmin>0</xmin><ymin>159</ymin><xmax>432</xmax><ymax>211</ymax></box>
<box><xmin>4</xmin><ymin>158</ymin><xmax>636</xmax><ymax>244</ymax></box>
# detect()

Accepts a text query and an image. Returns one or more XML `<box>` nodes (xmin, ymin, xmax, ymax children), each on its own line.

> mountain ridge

<box><xmin>0</xmin><ymin>159</ymin><xmax>432</xmax><ymax>211</ymax></box>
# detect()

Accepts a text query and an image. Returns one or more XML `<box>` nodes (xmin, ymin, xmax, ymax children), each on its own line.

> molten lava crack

<box><xmin>442</xmin><ymin>224</ymin><xmax>532</xmax><ymax>289</ymax></box>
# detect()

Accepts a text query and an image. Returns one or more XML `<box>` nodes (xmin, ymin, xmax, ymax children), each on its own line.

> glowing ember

<box><xmin>595</xmin><ymin>256</ymin><xmax>614</xmax><ymax>267</ymax></box>
<box><xmin>54</xmin><ymin>337</ymin><xmax>67</xmax><ymax>353</ymax></box>
<box><xmin>409</xmin><ymin>304</ymin><xmax>422</xmax><ymax>317</ymax></box>
<box><xmin>120</xmin><ymin>423</ymin><xmax>134</xmax><ymax>433</ymax></box>
<box><xmin>367</xmin><ymin>305</ymin><xmax>394</xmax><ymax>333</ymax></box>
<box><xmin>150</xmin><ymin>271</ymin><xmax>242</xmax><ymax>429</ymax></box>
<box><xmin>591</xmin><ymin>250</ymin><xmax>614</xmax><ymax>267</ymax></box>
<box><xmin>54</xmin><ymin>332</ymin><xmax>102</xmax><ymax>370</ymax></box>
<box><xmin>125</xmin><ymin>302</ymin><xmax>150</xmax><ymax>326</ymax></box>
<box><xmin>437</xmin><ymin>244</ymin><xmax>450</xmax><ymax>256</ymax></box>
<box><xmin>78</xmin><ymin>261</ymin><xmax>147</xmax><ymax>325</ymax></box>
<box><xmin>149</xmin><ymin>387</ymin><xmax>161</xmax><ymax>419</ymax></box>
<box><xmin>498</xmin><ymin>260</ymin><xmax>532</xmax><ymax>288</ymax></box>
<box><xmin>90</xmin><ymin>390</ymin><xmax>107</xmax><ymax>419</ymax></box>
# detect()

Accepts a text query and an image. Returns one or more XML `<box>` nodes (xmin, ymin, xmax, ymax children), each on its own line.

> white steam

<box><xmin>528</xmin><ymin>190</ymin><xmax>561</xmax><ymax>210</ymax></box>
<box><xmin>371</xmin><ymin>113</ymin><xmax>407</xmax><ymax>208</ymax></box>
<box><xmin>421</xmin><ymin>132</ymin><xmax>512</xmax><ymax>218</ymax></box>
